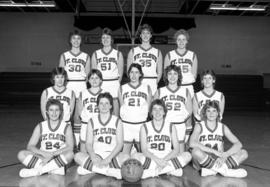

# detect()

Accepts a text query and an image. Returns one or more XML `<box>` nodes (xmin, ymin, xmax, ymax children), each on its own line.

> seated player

<box><xmin>133</xmin><ymin>99</ymin><xmax>191</xmax><ymax>178</ymax></box>
<box><xmin>78</xmin><ymin>69</ymin><xmax>104</xmax><ymax>152</ymax></box>
<box><xmin>189</xmin><ymin>101</ymin><xmax>248</xmax><ymax>177</ymax></box>
<box><xmin>17</xmin><ymin>99</ymin><xmax>74</xmax><ymax>177</ymax></box>
<box><xmin>193</xmin><ymin>69</ymin><xmax>225</xmax><ymax>122</ymax></box>
<box><xmin>74</xmin><ymin>92</ymin><xmax>129</xmax><ymax>179</ymax></box>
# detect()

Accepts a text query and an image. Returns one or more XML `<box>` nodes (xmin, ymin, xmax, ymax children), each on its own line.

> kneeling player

<box><xmin>17</xmin><ymin>99</ymin><xmax>74</xmax><ymax>177</ymax></box>
<box><xmin>189</xmin><ymin>101</ymin><xmax>248</xmax><ymax>177</ymax></box>
<box><xmin>74</xmin><ymin>92</ymin><xmax>128</xmax><ymax>179</ymax></box>
<box><xmin>133</xmin><ymin>99</ymin><xmax>191</xmax><ymax>178</ymax></box>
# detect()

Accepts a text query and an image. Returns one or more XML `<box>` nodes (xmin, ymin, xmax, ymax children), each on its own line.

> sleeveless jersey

<box><xmin>46</xmin><ymin>87</ymin><xmax>74</xmax><ymax>122</ymax></box>
<box><xmin>194</xmin><ymin>90</ymin><xmax>224</xmax><ymax>120</ymax></box>
<box><xmin>158</xmin><ymin>86</ymin><xmax>189</xmax><ymax>122</ymax></box>
<box><xmin>80</xmin><ymin>89</ymin><xmax>104</xmax><ymax>123</ymax></box>
<box><xmin>40</xmin><ymin>120</ymin><xmax>69</xmax><ymax>152</ymax></box>
<box><xmin>144</xmin><ymin>120</ymin><xmax>173</xmax><ymax>158</ymax></box>
<box><xmin>95</xmin><ymin>48</ymin><xmax>120</xmax><ymax>80</ymax></box>
<box><xmin>198</xmin><ymin>121</ymin><xmax>224</xmax><ymax>152</ymax></box>
<box><xmin>90</xmin><ymin>114</ymin><xmax>119</xmax><ymax>156</ymax></box>
<box><xmin>167</xmin><ymin>50</ymin><xmax>196</xmax><ymax>84</ymax></box>
<box><xmin>120</xmin><ymin>83</ymin><xmax>149</xmax><ymax>123</ymax></box>
<box><xmin>62</xmin><ymin>51</ymin><xmax>89</xmax><ymax>81</ymax></box>
<box><xmin>132</xmin><ymin>46</ymin><xmax>159</xmax><ymax>78</ymax></box>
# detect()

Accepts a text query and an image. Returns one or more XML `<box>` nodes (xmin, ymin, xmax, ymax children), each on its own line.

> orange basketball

<box><xmin>121</xmin><ymin>158</ymin><xmax>143</xmax><ymax>182</ymax></box>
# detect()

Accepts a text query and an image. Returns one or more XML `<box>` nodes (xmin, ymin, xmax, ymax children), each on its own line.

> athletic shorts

<box><xmin>142</xmin><ymin>78</ymin><xmax>157</xmax><ymax>96</ymax></box>
<box><xmin>101</xmin><ymin>79</ymin><xmax>120</xmax><ymax>99</ymax></box>
<box><xmin>181</xmin><ymin>84</ymin><xmax>194</xmax><ymax>98</ymax></box>
<box><xmin>122</xmin><ymin>121</ymin><xmax>144</xmax><ymax>143</ymax></box>
<box><xmin>171</xmin><ymin>122</ymin><xmax>186</xmax><ymax>143</ymax></box>
<box><xmin>67</xmin><ymin>80</ymin><xmax>87</xmax><ymax>98</ymax></box>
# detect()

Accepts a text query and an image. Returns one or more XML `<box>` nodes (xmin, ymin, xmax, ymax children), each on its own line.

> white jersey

<box><xmin>90</xmin><ymin>114</ymin><xmax>119</xmax><ymax>157</ymax></box>
<box><xmin>80</xmin><ymin>89</ymin><xmax>104</xmax><ymax>123</ymax></box>
<box><xmin>132</xmin><ymin>46</ymin><xmax>159</xmax><ymax>78</ymax></box>
<box><xmin>40</xmin><ymin>120</ymin><xmax>69</xmax><ymax>152</ymax></box>
<box><xmin>167</xmin><ymin>50</ymin><xmax>196</xmax><ymax>85</ymax></box>
<box><xmin>194</xmin><ymin>90</ymin><xmax>224</xmax><ymax>120</ymax></box>
<box><xmin>144</xmin><ymin>120</ymin><xmax>173</xmax><ymax>158</ymax></box>
<box><xmin>120</xmin><ymin>83</ymin><xmax>150</xmax><ymax>123</ymax></box>
<box><xmin>198</xmin><ymin>121</ymin><xmax>224</xmax><ymax>152</ymax></box>
<box><xmin>158</xmin><ymin>86</ymin><xmax>189</xmax><ymax>123</ymax></box>
<box><xmin>46</xmin><ymin>87</ymin><xmax>74</xmax><ymax>122</ymax></box>
<box><xmin>94</xmin><ymin>48</ymin><xmax>120</xmax><ymax>80</ymax></box>
<box><xmin>62</xmin><ymin>51</ymin><xmax>90</xmax><ymax>81</ymax></box>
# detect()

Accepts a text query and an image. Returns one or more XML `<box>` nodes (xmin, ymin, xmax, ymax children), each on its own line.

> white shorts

<box><xmin>80</xmin><ymin>122</ymin><xmax>88</xmax><ymax>143</ymax></box>
<box><xmin>101</xmin><ymin>79</ymin><xmax>120</xmax><ymax>98</ymax></box>
<box><xmin>142</xmin><ymin>78</ymin><xmax>157</xmax><ymax>96</ymax></box>
<box><xmin>122</xmin><ymin>121</ymin><xmax>144</xmax><ymax>143</ymax></box>
<box><xmin>181</xmin><ymin>84</ymin><xmax>194</xmax><ymax>98</ymax></box>
<box><xmin>67</xmin><ymin>81</ymin><xmax>87</xmax><ymax>98</ymax></box>
<box><xmin>173</xmin><ymin>123</ymin><xmax>186</xmax><ymax>143</ymax></box>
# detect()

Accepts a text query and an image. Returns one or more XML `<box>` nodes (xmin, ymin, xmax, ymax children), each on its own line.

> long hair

<box><xmin>128</xmin><ymin>63</ymin><xmax>144</xmax><ymax>82</ymax></box>
<box><xmin>163</xmin><ymin>65</ymin><xmax>182</xmax><ymax>86</ymax></box>
<box><xmin>50</xmin><ymin>67</ymin><xmax>68</xmax><ymax>86</ymax></box>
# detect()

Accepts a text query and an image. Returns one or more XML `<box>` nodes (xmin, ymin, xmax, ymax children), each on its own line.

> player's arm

<box><xmin>40</xmin><ymin>89</ymin><xmax>47</xmax><ymax>120</ymax></box>
<box><xmin>118</xmin><ymin>52</ymin><xmax>124</xmax><ymax>82</ymax></box>
<box><xmin>163</xmin><ymin>124</ymin><xmax>180</xmax><ymax>161</ymax></box>
<box><xmin>153</xmin><ymin>89</ymin><xmax>159</xmax><ymax>100</ymax></box>
<box><xmin>185</xmin><ymin>89</ymin><xmax>192</xmax><ymax>121</ymax></box>
<box><xmin>85</xmin><ymin>55</ymin><xmax>91</xmax><ymax>77</ymax></box>
<box><xmin>192</xmin><ymin>94</ymin><xmax>201</xmax><ymax>121</ymax></box>
<box><xmin>76</xmin><ymin>92</ymin><xmax>83</xmax><ymax>119</ymax></box>
<box><xmin>91</xmin><ymin>52</ymin><xmax>97</xmax><ymax>69</ymax></box>
<box><xmin>157</xmin><ymin>50</ymin><xmax>163</xmax><ymax>83</ymax></box>
<box><xmin>126</xmin><ymin>49</ymin><xmax>133</xmax><ymax>73</ymax></box>
<box><xmin>69</xmin><ymin>91</ymin><xmax>76</xmax><ymax>120</ymax></box>
<box><xmin>220</xmin><ymin>93</ymin><xmax>225</xmax><ymax>121</ymax></box>
<box><xmin>118</xmin><ymin>86</ymin><xmax>123</xmax><ymax>107</ymax></box>
<box><xmin>147</xmin><ymin>85</ymin><xmax>153</xmax><ymax>106</ymax></box>
<box><xmin>163</xmin><ymin>53</ymin><xmax>170</xmax><ymax>71</ymax></box>
<box><xmin>59</xmin><ymin>54</ymin><xmax>65</xmax><ymax>67</ymax></box>
<box><xmin>192</xmin><ymin>53</ymin><xmax>198</xmax><ymax>81</ymax></box>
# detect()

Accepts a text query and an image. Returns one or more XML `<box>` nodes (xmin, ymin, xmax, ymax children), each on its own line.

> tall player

<box><xmin>189</xmin><ymin>101</ymin><xmax>248</xmax><ymax>177</ymax></box>
<box><xmin>17</xmin><ymin>99</ymin><xmax>74</xmax><ymax>177</ymax></box>
<box><xmin>154</xmin><ymin>65</ymin><xmax>192</xmax><ymax>143</ymax></box>
<box><xmin>74</xmin><ymin>92</ymin><xmax>128</xmax><ymax>179</ymax></box>
<box><xmin>40</xmin><ymin>67</ymin><xmax>75</xmax><ymax>123</ymax></box>
<box><xmin>193</xmin><ymin>69</ymin><xmax>225</xmax><ymax>122</ymax></box>
<box><xmin>78</xmin><ymin>69</ymin><xmax>104</xmax><ymax>152</ymax></box>
<box><xmin>59</xmin><ymin>30</ymin><xmax>91</xmax><ymax>147</ymax></box>
<box><xmin>91</xmin><ymin>28</ymin><xmax>124</xmax><ymax>116</ymax></box>
<box><xmin>119</xmin><ymin>63</ymin><xmax>152</xmax><ymax>155</ymax></box>
<box><xmin>127</xmin><ymin>24</ymin><xmax>163</xmax><ymax>95</ymax></box>
<box><xmin>133</xmin><ymin>99</ymin><xmax>191</xmax><ymax>178</ymax></box>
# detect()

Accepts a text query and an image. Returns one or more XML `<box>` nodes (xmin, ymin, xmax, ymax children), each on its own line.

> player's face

<box><xmin>129</xmin><ymin>67</ymin><xmax>141</xmax><ymax>83</ymax></box>
<box><xmin>98</xmin><ymin>98</ymin><xmax>112</xmax><ymax>114</ymax></box>
<box><xmin>140</xmin><ymin>29</ymin><xmax>152</xmax><ymax>43</ymax></box>
<box><xmin>47</xmin><ymin>104</ymin><xmax>61</xmax><ymax>121</ymax></box>
<box><xmin>152</xmin><ymin>104</ymin><xmax>165</xmax><ymax>121</ymax></box>
<box><xmin>89</xmin><ymin>74</ymin><xmax>102</xmax><ymax>88</ymax></box>
<box><xmin>101</xmin><ymin>34</ymin><xmax>112</xmax><ymax>47</ymax></box>
<box><xmin>70</xmin><ymin>34</ymin><xmax>82</xmax><ymax>48</ymax></box>
<box><xmin>205</xmin><ymin>107</ymin><xmax>218</xmax><ymax>121</ymax></box>
<box><xmin>167</xmin><ymin>70</ymin><xmax>179</xmax><ymax>85</ymax></box>
<box><xmin>202</xmin><ymin>74</ymin><xmax>215</xmax><ymax>88</ymax></box>
<box><xmin>54</xmin><ymin>74</ymin><xmax>65</xmax><ymax>87</ymax></box>
<box><xmin>176</xmin><ymin>34</ymin><xmax>188</xmax><ymax>49</ymax></box>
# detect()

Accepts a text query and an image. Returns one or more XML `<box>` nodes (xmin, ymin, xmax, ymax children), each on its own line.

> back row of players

<box><xmin>18</xmin><ymin>24</ymin><xmax>248</xmax><ymax>179</ymax></box>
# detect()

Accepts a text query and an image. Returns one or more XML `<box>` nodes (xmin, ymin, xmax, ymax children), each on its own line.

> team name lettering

<box><xmin>147</xmin><ymin>135</ymin><xmax>170</xmax><ymax>143</ymax></box>
<box><xmin>41</xmin><ymin>133</ymin><xmax>65</xmax><ymax>141</ymax></box>
<box><xmin>199</xmin><ymin>99</ymin><xmax>220</xmax><ymax>109</ymax></box>
<box><xmin>123</xmin><ymin>91</ymin><xmax>147</xmax><ymax>100</ymax></box>
<box><xmin>97</xmin><ymin>57</ymin><xmax>117</xmax><ymax>63</ymax></box>
<box><xmin>134</xmin><ymin>53</ymin><xmax>157</xmax><ymax>62</ymax></box>
<box><xmin>49</xmin><ymin>96</ymin><xmax>70</xmax><ymax>105</ymax></box>
<box><xmin>93</xmin><ymin>128</ymin><xmax>116</xmax><ymax>135</ymax></box>
<box><xmin>171</xmin><ymin>59</ymin><xmax>192</xmax><ymax>65</ymax></box>
<box><xmin>160</xmin><ymin>95</ymin><xmax>185</xmax><ymax>103</ymax></box>
<box><xmin>65</xmin><ymin>58</ymin><xmax>86</xmax><ymax>66</ymax></box>
<box><xmin>83</xmin><ymin>97</ymin><xmax>97</xmax><ymax>105</ymax></box>
<box><xmin>199</xmin><ymin>134</ymin><xmax>223</xmax><ymax>142</ymax></box>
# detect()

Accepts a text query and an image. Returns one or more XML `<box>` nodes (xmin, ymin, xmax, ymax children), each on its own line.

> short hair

<box><xmin>200</xmin><ymin>69</ymin><xmax>216</xmax><ymax>88</ymax></box>
<box><xmin>69</xmin><ymin>30</ymin><xmax>82</xmax><ymax>46</ymax></box>
<box><xmin>138</xmin><ymin>24</ymin><xmax>153</xmax><ymax>36</ymax></box>
<box><xmin>149</xmin><ymin>99</ymin><xmax>167</xmax><ymax>119</ymax></box>
<box><xmin>127</xmin><ymin>63</ymin><xmax>144</xmax><ymax>81</ymax></box>
<box><xmin>101</xmin><ymin>27</ymin><xmax>114</xmax><ymax>44</ymax></box>
<box><xmin>163</xmin><ymin>65</ymin><xmax>182</xmax><ymax>86</ymax></box>
<box><xmin>173</xmin><ymin>29</ymin><xmax>190</xmax><ymax>42</ymax></box>
<box><xmin>87</xmin><ymin>69</ymin><xmax>103</xmax><ymax>83</ymax></box>
<box><xmin>97</xmin><ymin>92</ymin><xmax>114</xmax><ymax>114</ymax></box>
<box><xmin>200</xmin><ymin>101</ymin><xmax>220</xmax><ymax>121</ymax></box>
<box><xmin>50</xmin><ymin>67</ymin><xmax>68</xmax><ymax>86</ymax></box>
<box><xmin>45</xmin><ymin>99</ymin><xmax>64</xmax><ymax>120</ymax></box>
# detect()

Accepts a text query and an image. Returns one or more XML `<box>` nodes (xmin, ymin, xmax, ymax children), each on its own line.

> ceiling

<box><xmin>0</xmin><ymin>0</ymin><xmax>270</xmax><ymax>16</ymax></box>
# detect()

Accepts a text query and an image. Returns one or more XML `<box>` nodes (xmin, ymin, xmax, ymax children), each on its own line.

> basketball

<box><xmin>121</xmin><ymin>158</ymin><xmax>143</xmax><ymax>182</ymax></box>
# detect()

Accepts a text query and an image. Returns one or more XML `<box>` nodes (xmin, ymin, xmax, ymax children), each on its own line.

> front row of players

<box><xmin>18</xmin><ymin>94</ymin><xmax>248</xmax><ymax>179</ymax></box>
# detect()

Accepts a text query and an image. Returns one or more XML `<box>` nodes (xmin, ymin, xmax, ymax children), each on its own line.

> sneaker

<box><xmin>168</xmin><ymin>168</ymin><xmax>183</xmax><ymax>177</ymax></box>
<box><xmin>49</xmin><ymin>167</ymin><xmax>65</xmax><ymax>175</ymax></box>
<box><xmin>213</xmin><ymin>164</ymin><xmax>248</xmax><ymax>178</ymax></box>
<box><xmin>19</xmin><ymin>168</ymin><xmax>41</xmax><ymax>178</ymax></box>
<box><xmin>77</xmin><ymin>166</ymin><xmax>92</xmax><ymax>175</ymax></box>
<box><xmin>106</xmin><ymin>168</ymin><xmax>122</xmax><ymax>180</ymax></box>
<box><xmin>141</xmin><ymin>169</ymin><xmax>156</xmax><ymax>179</ymax></box>
<box><xmin>201</xmin><ymin>168</ymin><xmax>217</xmax><ymax>177</ymax></box>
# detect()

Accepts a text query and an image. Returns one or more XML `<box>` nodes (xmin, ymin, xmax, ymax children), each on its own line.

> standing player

<box><xmin>119</xmin><ymin>63</ymin><xmax>152</xmax><ymax>155</ymax></box>
<box><xmin>78</xmin><ymin>69</ymin><xmax>104</xmax><ymax>152</ymax></box>
<box><xmin>193</xmin><ymin>70</ymin><xmax>225</xmax><ymax>122</ymax></box>
<box><xmin>127</xmin><ymin>24</ymin><xmax>163</xmax><ymax>95</ymax></box>
<box><xmin>59</xmin><ymin>30</ymin><xmax>91</xmax><ymax>147</ymax></box>
<box><xmin>74</xmin><ymin>92</ymin><xmax>128</xmax><ymax>179</ymax></box>
<box><xmin>189</xmin><ymin>101</ymin><xmax>248</xmax><ymax>177</ymax></box>
<box><xmin>154</xmin><ymin>65</ymin><xmax>192</xmax><ymax>143</ymax></box>
<box><xmin>133</xmin><ymin>99</ymin><xmax>191</xmax><ymax>178</ymax></box>
<box><xmin>17</xmin><ymin>99</ymin><xmax>74</xmax><ymax>177</ymax></box>
<box><xmin>91</xmin><ymin>28</ymin><xmax>124</xmax><ymax>116</ymax></box>
<box><xmin>40</xmin><ymin>67</ymin><xmax>75</xmax><ymax>123</ymax></box>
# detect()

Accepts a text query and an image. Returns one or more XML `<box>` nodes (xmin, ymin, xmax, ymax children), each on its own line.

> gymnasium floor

<box><xmin>0</xmin><ymin>105</ymin><xmax>270</xmax><ymax>187</ymax></box>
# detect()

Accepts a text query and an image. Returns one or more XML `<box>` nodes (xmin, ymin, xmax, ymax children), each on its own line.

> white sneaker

<box><xmin>77</xmin><ymin>166</ymin><xmax>92</xmax><ymax>175</ymax></box>
<box><xmin>213</xmin><ymin>164</ymin><xmax>248</xmax><ymax>178</ymax></box>
<box><xmin>168</xmin><ymin>168</ymin><xmax>183</xmax><ymax>177</ymax></box>
<box><xmin>19</xmin><ymin>168</ymin><xmax>41</xmax><ymax>178</ymax></box>
<box><xmin>141</xmin><ymin>169</ymin><xmax>156</xmax><ymax>179</ymax></box>
<box><xmin>49</xmin><ymin>167</ymin><xmax>65</xmax><ymax>175</ymax></box>
<box><xmin>107</xmin><ymin>168</ymin><xmax>122</xmax><ymax>180</ymax></box>
<box><xmin>201</xmin><ymin>168</ymin><xmax>217</xmax><ymax>177</ymax></box>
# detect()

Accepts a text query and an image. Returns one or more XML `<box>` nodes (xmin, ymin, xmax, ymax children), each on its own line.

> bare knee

<box><xmin>17</xmin><ymin>150</ymin><xmax>28</xmax><ymax>162</ymax></box>
<box><xmin>241</xmin><ymin>149</ymin><xmax>248</xmax><ymax>160</ymax></box>
<box><xmin>191</xmin><ymin>147</ymin><xmax>205</xmax><ymax>161</ymax></box>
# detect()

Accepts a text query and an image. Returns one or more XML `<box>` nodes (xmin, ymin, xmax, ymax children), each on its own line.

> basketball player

<box><xmin>133</xmin><ymin>99</ymin><xmax>191</xmax><ymax>178</ymax></box>
<box><xmin>119</xmin><ymin>63</ymin><xmax>152</xmax><ymax>155</ymax></box>
<box><xmin>127</xmin><ymin>24</ymin><xmax>163</xmax><ymax>95</ymax></box>
<box><xmin>59</xmin><ymin>30</ymin><xmax>91</xmax><ymax>147</ymax></box>
<box><xmin>189</xmin><ymin>101</ymin><xmax>248</xmax><ymax>177</ymax></box>
<box><xmin>78</xmin><ymin>69</ymin><xmax>104</xmax><ymax>152</ymax></box>
<box><xmin>74</xmin><ymin>92</ymin><xmax>128</xmax><ymax>179</ymax></box>
<box><xmin>154</xmin><ymin>65</ymin><xmax>192</xmax><ymax>143</ymax></box>
<box><xmin>17</xmin><ymin>99</ymin><xmax>74</xmax><ymax>177</ymax></box>
<box><xmin>91</xmin><ymin>28</ymin><xmax>124</xmax><ymax>116</ymax></box>
<box><xmin>40</xmin><ymin>67</ymin><xmax>75</xmax><ymax>122</ymax></box>
<box><xmin>193</xmin><ymin>70</ymin><xmax>225</xmax><ymax>122</ymax></box>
